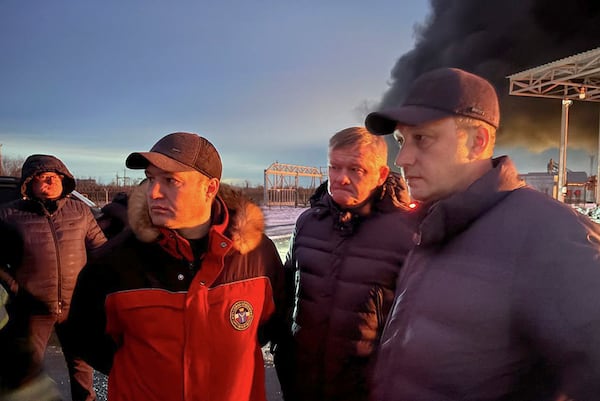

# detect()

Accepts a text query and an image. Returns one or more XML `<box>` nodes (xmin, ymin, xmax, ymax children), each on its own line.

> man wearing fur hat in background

<box><xmin>0</xmin><ymin>155</ymin><xmax>107</xmax><ymax>401</ymax></box>
<box><xmin>69</xmin><ymin>132</ymin><xmax>285</xmax><ymax>401</ymax></box>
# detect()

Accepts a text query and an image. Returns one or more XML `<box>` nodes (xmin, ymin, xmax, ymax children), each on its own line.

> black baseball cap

<box><xmin>126</xmin><ymin>132</ymin><xmax>222</xmax><ymax>179</ymax></box>
<box><xmin>365</xmin><ymin>68</ymin><xmax>500</xmax><ymax>135</ymax></box>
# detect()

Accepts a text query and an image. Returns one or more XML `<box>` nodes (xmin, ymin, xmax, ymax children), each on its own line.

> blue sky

<box><xmin>0</xmin><ymin>0</ymin><xmax>428</xmax><ymax>184</ymax></box>
<box><xmin>1</xmin><ymin>1</ymin><xmax>594</xmax><ymax>185</ymax></box>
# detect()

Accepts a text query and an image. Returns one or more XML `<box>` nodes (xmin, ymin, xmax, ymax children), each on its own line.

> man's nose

<box><xmin>394</xmin><ymin>146</ymin><xmax>414</xmax><ymax>168</ymax></box>
<box><xmin>148</xmin><ymin>182</ymin><xmax>163</xmax><ymax>199</ymax></box>
<box><xmin>338</xmin><ymin>172</ymin><xmax>351</xmax><ymax>185</ymax></box>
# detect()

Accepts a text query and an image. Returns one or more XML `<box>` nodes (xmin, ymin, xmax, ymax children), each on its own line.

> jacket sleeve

<box><xmin>68</xmin><ymin>259</ymin><xmax>117</xmax><ymax>375</ymax></box>
<box><xmin>256</xmin><ymin>234</ymin><xmax>286</xmax><ymax>347</ymax></box>
<box><xmin>0</xmin><ymin>219</ymin><xmax>22</xmax><ymax>294</ymax></box>
<box><xmin>1</xmin><ymin>224</ymin><xmax>55</xmax><ymax>395</ymax></box>
<box><xmin>83</xmin><ymin>208</ymin><xmax>107</xmax><ymax>256</ymax></box>
<box><xmin>273</xmin><ymin>221</ymin><xmax>301</xmax><ymax>400</ymax></box>
<box><xmin>514</xmin><ymin>213</ymin><xmax>600</xmax><ymax>400</ymax></box>
<box><xmin>281</xmin><ymin>224</ymin><xmax>299</xmax><ymax>332</ymax></box>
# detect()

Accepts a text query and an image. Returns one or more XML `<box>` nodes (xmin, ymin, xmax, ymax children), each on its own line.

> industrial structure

<box><xmin>263</xmin><ymin>162</ymin><xmax>325</xmax><ymax>206</ymax></box>
<box><xmin>508</xmin><ymin>47</ymin><xmax>600</xmax><ymax>203</ymax></box>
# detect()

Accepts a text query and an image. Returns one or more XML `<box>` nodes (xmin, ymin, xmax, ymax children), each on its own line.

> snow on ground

<box><xmin>261</xmin><ymin>206</ymin><xmax>308</xmax><ymax>261</ymax></box>
<box><xmin>574</xmin><ymin>205</ymin><xmax>600</xmax><ymax>224</ymax></box>
<box><xmin>262</xmin><ymin>206</ymin><xmax>308</xmax><ymax>233</ymax></box>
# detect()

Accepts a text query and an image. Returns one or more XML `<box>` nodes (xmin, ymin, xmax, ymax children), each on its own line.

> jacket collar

<box><xmin>417</xmin><ymin>156</ymin><xmax>526</xmax><ymax>246</ymax></box>
<box><xmin>19</xmin><ymin>197</ymin><xmax>68</xmax><ymax>216</ymax></box>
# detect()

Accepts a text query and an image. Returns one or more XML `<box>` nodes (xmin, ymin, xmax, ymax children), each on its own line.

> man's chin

<box><xmin>408</xmin><ymin>189</ymin><xmax>433</xmax><ymax>204</ymax></box>
<box><xmin>39</xmin><ymin>190</ymin><xmax>61</xmax><ymax>197</ymax></box>
<box><xmin>150</xmin><ymin>215</ymin><xmax>170</xmax><ymax>228</ymax></box>
<box><xmin>331</xmin><ymin>195</ymin><xmax>356</xmax><ymax>209</ymax></box>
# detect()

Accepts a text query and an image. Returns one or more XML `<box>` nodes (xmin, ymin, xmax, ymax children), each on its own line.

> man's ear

<box><xmin>206</xmin><ymin>177</ymin><xmax>220</xmax><ymax>199</ymax></box>
<box><xmin>378</xmin><ymin>164</ymin><xmax>390</xmax><ymax>186</ymax></box>
<box><xmin>469</xmin><ymin>126</ymin><xmax>491</xmax><ymax>159</ymax></box>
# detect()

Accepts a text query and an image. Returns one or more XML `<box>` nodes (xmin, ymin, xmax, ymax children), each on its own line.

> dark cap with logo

<box><xmin>365</xmin><ymin>67</ymin><xmax>500</xmax><ymax>135</ymax></box>
<box><xmin>126</xmin><ymin>132</ymin><xmax>222</xmax><ymax>179</ymax></box>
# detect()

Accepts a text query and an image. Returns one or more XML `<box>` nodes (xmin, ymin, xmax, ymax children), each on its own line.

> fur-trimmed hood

<box><xmin>127</xmin><ymin>180</ymin><xmax>265</xmax><ymax>255</ymax></box>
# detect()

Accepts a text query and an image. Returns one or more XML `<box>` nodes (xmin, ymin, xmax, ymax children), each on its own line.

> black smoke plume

<box><xmin>376</xmin><ymin>0</ymin><xmax>600</xmax><ymax>153</ymax></box>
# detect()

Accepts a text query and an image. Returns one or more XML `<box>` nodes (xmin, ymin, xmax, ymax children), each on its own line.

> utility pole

<box><xmin>116</xmin><ymin>169</ymin><xmax>129</xmax><ymax>187</ymax></box>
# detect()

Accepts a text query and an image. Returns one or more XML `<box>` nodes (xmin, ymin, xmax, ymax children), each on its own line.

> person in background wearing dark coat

<box><xmin>365</xmin><ymin>67</ymin><xmax>600</xmax><ymax>401</ymax></box>
<box><xmin>0</xmin><ymin>155</ymin><xmax>107</xmax><ymax>401</ymax></box>
<box><xmin>274</xmin><ymin>127</ymin><xmax>418</xmax><ymax>401</ymax></box>
<box><xmin>1</xmin><ymin>219</ymin><xmax>62</xmax><ymax>401</ymax></box>
<box><xmin>0</xmin><ymin>281</ymin><xmax>62</xmax><ymax>401</ymax></box>
<box><xmin>69</xmin><ymin>132</ymin><xmax>285</xmax><ymax>401</ymax></box>
<box><xmin>97</xmin><ymin>191</ymin><xmax>129</xmax><ymax>239</ymax></box>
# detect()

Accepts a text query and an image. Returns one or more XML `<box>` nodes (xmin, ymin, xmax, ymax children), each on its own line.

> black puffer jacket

<box><xmin>275</xmin><ymin>173</ymin><xmax>419</xmax><ymax>401</ymax></box>
<box><xmin>0</xmin><ymin>155</ymin><xmax>107</xmax><ymax>318</ymax></box>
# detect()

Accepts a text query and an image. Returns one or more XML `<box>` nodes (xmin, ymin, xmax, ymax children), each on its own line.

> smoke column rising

<box><xmin>376</xmin><ymin>0</ymin><xmax>600</xmax><ymax>153</ymax></box>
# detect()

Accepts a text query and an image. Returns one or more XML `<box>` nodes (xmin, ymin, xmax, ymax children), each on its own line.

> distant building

<box><xmin>521</xmin><ymin>171</ymin><xmax>594</xmax><ymax>204</ymax></box>
<box><xmin>77</xmin><ymin>178</ymin><xmax>98</xmax><ymax>186</ymax></box>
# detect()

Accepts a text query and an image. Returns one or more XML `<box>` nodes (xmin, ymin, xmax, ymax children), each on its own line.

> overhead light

<box><xmin>579</xmin><ymin>86</ymin><xmax>587</xmax><ymax>100</ymax></box>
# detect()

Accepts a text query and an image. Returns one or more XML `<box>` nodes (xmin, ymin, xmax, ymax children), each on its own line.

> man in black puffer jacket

<box><xmin>0</xmin><ymin>155</ymin><xmax>107</xmax><ymax>401</ymax></box>
<box><xmin>274</xmin><ymin>127</ymin><xmax>419</xmax><ymax>401</ymax></box>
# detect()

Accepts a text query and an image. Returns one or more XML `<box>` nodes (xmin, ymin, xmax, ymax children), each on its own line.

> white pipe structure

<box><xmin>557</xmin><ymin>99</ymin><xmax>572</xmax><ymax>203</ymax></box>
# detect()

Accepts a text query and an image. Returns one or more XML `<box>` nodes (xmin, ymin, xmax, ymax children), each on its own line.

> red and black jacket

<box><xmin>69</xmin><ymin>183</ymin><xmax>285</xmax><ymax>401</ymax></box>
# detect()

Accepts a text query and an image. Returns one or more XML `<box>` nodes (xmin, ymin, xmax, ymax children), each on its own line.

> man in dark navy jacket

<box><xmin>365</xmin><ymin>68</ymin><xmax>600</xmax><ymax>401</ymax></box>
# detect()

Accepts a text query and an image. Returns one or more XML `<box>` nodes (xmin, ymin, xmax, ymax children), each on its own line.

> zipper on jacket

<box><xmin>47</xmin><ymin>214</ymin><xmax>63</xmax><ymax>315</ymax></box>
<box><xmin>374</xmin><ymin>286</ymin><xmax>385</xmax><ymax>337</ymax></box>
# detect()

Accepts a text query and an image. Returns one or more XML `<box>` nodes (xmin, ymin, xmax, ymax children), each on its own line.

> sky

<box><xmin>1</xmin><ymin>1</ymin><xmax>597</xmax><ymax>186</ymax></box>
<box><xmin>0</xmin><ymin>0</ymin><xmax>428</xmax><ymax>185</ymax></box>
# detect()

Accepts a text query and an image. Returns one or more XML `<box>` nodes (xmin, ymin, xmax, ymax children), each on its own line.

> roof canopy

<box><xmin>508</xmin><ymin>47</ymin><xmax>600</xmax><ymax>102</ymax></box>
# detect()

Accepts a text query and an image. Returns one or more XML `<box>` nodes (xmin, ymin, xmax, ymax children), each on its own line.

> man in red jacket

<box><xmin>70</xmin><ymin>132</ymin><xmax>285</xmax><ymax>401</ymax></box>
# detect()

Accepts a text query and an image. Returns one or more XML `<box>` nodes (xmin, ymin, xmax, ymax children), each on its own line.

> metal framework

<box><xmin>508</xmin><ymin>47</ymin><xmax>600</xmax><ymax>203</ymax></box>
<box><xmin>509</xmin><ymin>48</ymin><xmax>600</xmax><ymax>101</ymax></box>
<box><xmin>263</xmin><ymin>162</ymin><xmax>325</xmax><ymax>206</ymax></box>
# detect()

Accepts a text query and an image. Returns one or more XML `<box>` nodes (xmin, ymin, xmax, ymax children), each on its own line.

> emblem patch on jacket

<box><xmin>230</xmin><ymin>300</ymin><xmax>254</xmax><ymax>331</ymax></box>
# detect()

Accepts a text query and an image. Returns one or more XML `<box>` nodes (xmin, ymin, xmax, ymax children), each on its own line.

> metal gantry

<box><xmin>263</xmin><ymin>162</ymin><xmax>325</xmax><ymax>206</ymax></box>
<box><xmin>508</xmin><ymin>47</ymin><xmax>600</xmax><ymax>202</ymax></box>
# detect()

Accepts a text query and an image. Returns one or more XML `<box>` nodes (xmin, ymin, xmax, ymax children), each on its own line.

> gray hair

<box><xmin>328</xmin><ymin>127</ymin><xmax>388</xmax><ymax>166</ymax></box>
